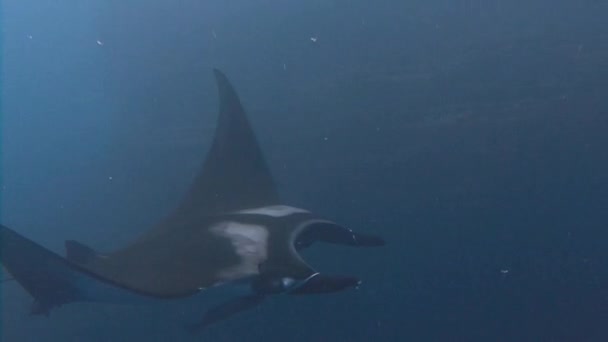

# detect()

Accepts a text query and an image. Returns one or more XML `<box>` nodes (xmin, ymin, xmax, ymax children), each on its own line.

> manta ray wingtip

<box><xmin>212</xmin><ymin>68</ymin><xmax>228</xmax><ymax>83</ymax></box>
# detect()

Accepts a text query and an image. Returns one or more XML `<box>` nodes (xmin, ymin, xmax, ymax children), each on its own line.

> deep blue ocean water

<box><xmin>2</xmin><ymin>0</ymin><xmax>608</xmax><ymax>340</ymax></box>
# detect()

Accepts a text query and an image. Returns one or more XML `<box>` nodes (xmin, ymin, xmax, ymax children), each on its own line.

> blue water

<box><xmin>2</xmin><ymin>0</ymin><xmax>608</xmax><ymax>340</ymax></box>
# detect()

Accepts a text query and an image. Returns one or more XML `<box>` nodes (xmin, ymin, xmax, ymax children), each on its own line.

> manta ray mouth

<box><xmin>284</xmin><ymin>219</ymin><xmax>384</xmax><ymax>295</ymax></box>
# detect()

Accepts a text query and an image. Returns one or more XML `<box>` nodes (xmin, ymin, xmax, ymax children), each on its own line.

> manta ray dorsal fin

<box><xmin>173</xmin><ymin>69</ymin><xmax>280</xmax><ymax>218</ymax></box>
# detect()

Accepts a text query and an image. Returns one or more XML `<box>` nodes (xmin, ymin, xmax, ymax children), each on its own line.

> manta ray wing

<box><xmin>0</xmin><ymin>69</ymin><xmax>362</xmax><ymax>322</ymax></box>
<box><xmin>78</xmin><ymin>69</ymin><xmax>308</xmax><ymax>296</ymax></box>
<box><xmin>172</xmin><ymin>69</ymin><xmax>280</xmax><ymax>218</ymax></box>
<box><xmin>0</xmin><ymin>225</ymin><xmax>196</xmax><ymax>314</ymax></box>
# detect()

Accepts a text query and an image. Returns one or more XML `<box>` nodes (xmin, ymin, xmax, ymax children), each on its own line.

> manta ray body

<box><xmin>0</xmin><ymin>69</ymin><xmax>384</xmax><ymax>329</ymax></box>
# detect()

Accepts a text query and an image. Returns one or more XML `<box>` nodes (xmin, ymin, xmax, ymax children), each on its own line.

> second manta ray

<box><xmin>0</xmin><ymin>69</ymin><xmax>385</xmax><ymax>330</ymax></box>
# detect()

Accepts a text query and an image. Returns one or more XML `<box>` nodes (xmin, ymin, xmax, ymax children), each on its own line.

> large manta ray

<box><xmin>0</xmin><ymin>69</ymin><xmax>384</xmax><ymax>330</ymax></box>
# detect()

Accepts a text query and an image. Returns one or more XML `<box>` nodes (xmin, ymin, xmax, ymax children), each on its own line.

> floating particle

<box><xmin>96</xmin><ymin>40</ymin><xmax>104</xmax><ymax>46</ymax></box>
<box><xmin>212</xmin><ymin>29</ymin><xmax>217</xmax><ymax>39</ymax></box>
<box><xmin>27</xmin><ymin>35</ymin><xmax>33</xmax><ymax>39</ymax></box>
<box><xmin>310</xmin><ymin>37</ymin><xmax>317</xmax><ymax>43</ymax></box>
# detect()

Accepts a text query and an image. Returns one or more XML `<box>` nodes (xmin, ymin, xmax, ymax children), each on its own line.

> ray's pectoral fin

<box><xmin>0</xmin><ymin>225</ymin><xmax>86</xmax><ymax>314</ymax></box>
<box><xmin>296</xmin><ymin>220</ymin><xmax>386</xmax><ymax>250</ymax></box>
<box><xmin>171</xmin><ymin>68</ymin><xmax>280</xmax><ymax>218</ymax></box>
<box><xmin>186</xmin><ymin>295</ymin><xmax>266</xmax><ymax>332</ymax></box>
<box><xmin>0</xmin><ymin>225</ymin><xmax>173</xmax><ymax>315</ymax></box>
<box><xmin>1</xmin><ymin>276</ymin><xmax>15</xmax><ymax>283</ymax></box>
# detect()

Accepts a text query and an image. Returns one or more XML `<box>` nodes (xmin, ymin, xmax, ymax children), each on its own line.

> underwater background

<box><xmin>2</xmin><ymin>0</ymin><xmax>608</xmax><ymax>340</ymax></box>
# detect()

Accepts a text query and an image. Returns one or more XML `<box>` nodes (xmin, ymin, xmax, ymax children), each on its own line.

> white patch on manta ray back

<box><xmin>234</xmin><ymin>205</ymin><xmax>309</xmax><ymax>217</ymax></box>
<box><xmin>210</xmin><ymin>221</ymin><xmax>269</xmax><ymax>280</ymax></box>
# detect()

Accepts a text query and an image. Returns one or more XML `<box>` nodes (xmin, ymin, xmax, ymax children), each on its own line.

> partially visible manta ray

<box><xmin>0</xmin><ymin>69</ymin><xmax>384</xmax><ymax>331</ymax></box>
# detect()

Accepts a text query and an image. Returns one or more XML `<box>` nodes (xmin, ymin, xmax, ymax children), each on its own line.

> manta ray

<box><xmin>0</xmin><ymin>69</ymin><xmax>384</xmax><ymax>330</ymax></box>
